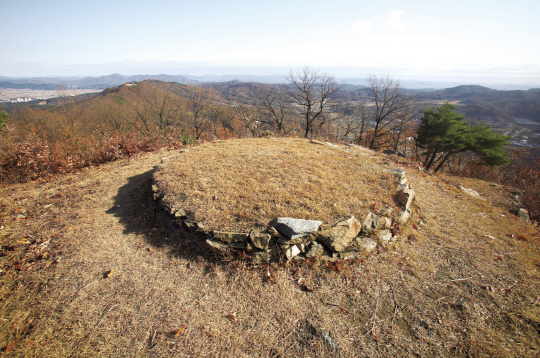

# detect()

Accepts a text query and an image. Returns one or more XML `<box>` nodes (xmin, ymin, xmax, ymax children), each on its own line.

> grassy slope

<box><xmin>0</xmin><ymin>141</ymin><xmax>539</xmax><ymax>357</ymax></box>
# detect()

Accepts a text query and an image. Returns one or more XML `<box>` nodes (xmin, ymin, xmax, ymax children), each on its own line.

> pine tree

<box><xmin>415</xmin><ymin>103</ymin><xmax>510</xmax><ymax>173</ymax></box>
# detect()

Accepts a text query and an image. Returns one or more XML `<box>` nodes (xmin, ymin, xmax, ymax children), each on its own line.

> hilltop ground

<box><xmin>1</xmin><ymin>139</ymin><xmax>539</xmax><ymax>357</ymax></box>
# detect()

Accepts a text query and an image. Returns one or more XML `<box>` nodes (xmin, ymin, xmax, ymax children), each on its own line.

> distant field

<box><xmin>0</xmin><ymin>88</ymin><xmax>101</xmax><ymax>101</ymax></box>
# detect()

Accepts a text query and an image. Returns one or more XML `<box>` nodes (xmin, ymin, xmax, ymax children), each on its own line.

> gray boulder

<box><xmin>213</xmin><ymin>231</ymin><xmax>249</xmax><ymax>244</ymax></box>
<box><xmin>250</xmin><ymin>227</ymin><xmax>271</xmax><ymax>250</ymax></box>
<box><xmin>397</xmin><ymin>188</ymin><xmax>415</xmax><ymax>210</ymax></box>
<box><xmin>314</xmin><ymin>216</ymin><xmax>362</xmax><ymax>252</ymax></box>
<box><xmin>363</xmin><ymin>211</ymin><xmax>381</xmax><ymax>234</ymax></box>
<box><xmin>518</xmin><ymin>208</ymin><xmax>529</xmax><ymax>222</ymax></box>
<box><xmin>272</xmin><ymin>218</ymin><xmax>322</xmax><ymax>239</ymax></box>
<box><xmin>356</xmin><ymin>237</ymin><xmax>377</xmax><ymax>253</ymax></box>
<box><xmin>202</xmin><ymin>239</ymin><xmax>228</xmax><ymax>254</ymax></box>
<box><xmin>306</xmin><ymin>242</ymin><xmax>325</xmax><ymax>257</ymax></box>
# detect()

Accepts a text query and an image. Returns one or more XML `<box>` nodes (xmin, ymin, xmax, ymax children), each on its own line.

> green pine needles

<box><xmin>415</xmin><ymin>103</ymin><xmax>510</xmax><ymax>173</ymax></box>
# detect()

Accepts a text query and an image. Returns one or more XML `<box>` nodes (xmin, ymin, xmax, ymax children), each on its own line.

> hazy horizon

<box><xmin>2</xmin><ymin>0</ymin><xmax>539</xmax><ymax>87</ymax></box>
<box><xmin>2</xmin><ymin>66</ymin><xmax>539</xmax><ymax>91</ymax></box>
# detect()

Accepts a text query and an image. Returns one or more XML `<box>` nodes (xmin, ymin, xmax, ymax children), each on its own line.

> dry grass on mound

<box><xmin>1</xmin><ymin>145</ymin><xmax>540</xmax><ymax>357</ymax></box>
<box><xmin>154</xmin><ymin>138</ymin><xmax>395</xmax><ymax>232</ymax></box>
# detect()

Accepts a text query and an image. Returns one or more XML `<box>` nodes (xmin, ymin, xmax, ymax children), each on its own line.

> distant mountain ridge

<box><xmin>2</xmin><ymin>74</ymin><xmax>539</xmax><ymax>91</ymax></box>
<box><xmin>0</xmin><ymin>74</ymin><xmax>198</xmax><ymax>89</ymax></box>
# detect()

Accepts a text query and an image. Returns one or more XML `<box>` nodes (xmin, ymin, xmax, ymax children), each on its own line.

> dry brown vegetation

<box><xmin>154</xmin><ymin>138</ymin><xmax>394</xmax><ymax>232</ymax></box>
<box><xmin>447</xmin><ymin>149</ymin><xmax>540</xmax><ymax>222</ymax></box>
<box><xmin>1</xmin><ymin>139</ymin><xmax>540</xmax><ymax>357</ymax></box>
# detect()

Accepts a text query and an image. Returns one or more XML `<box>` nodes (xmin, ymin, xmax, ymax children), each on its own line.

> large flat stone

<box><xmin>272</xmin><ymin>218</ymin><xmax>322</xmax><ymax>239</ymax></box>
<box><xmin>202</xmin><ymin>239</ymin><xmax>228</xmax><ymax>254</ymax></box>
<box><xmin>213</xmin><ymin>231</ymin><xmax>249</xmax><ymax>244</ymax></box>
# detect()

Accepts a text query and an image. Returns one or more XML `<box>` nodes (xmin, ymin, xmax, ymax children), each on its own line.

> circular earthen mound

<box><xmin>153</xmin><ymin>138</ymin><xmax>396</xmax><ymax>233</ymax></box>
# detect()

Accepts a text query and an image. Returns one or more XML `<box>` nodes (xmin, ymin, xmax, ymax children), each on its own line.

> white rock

<box><xmin>377</xmin><ymin>229</ymin><xmax>393</xmax><ymax>243</ymax></box>
<box><xmin>356</xmin><ymin>237</ymin><xmax>377</xmax><ymax>253</ymax></box>
<box><xmin>286</xmin><ymin>245</ymin><xmax>301</xmax><ymax>260</ymax></box>
<box><xmin>459</xmin><ymin>186</ymin><xmax>480</xmax><ymax>197</ymax></box>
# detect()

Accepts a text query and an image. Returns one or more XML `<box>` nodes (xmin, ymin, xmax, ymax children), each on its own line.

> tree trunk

<box><xmin>424</xmin><ymin>148</ymin><xmax>439</xmax><ymax>170</ymax></box>
<box><xmin>369</xmin><ymin>121</ymin><xmax>381</xmax><ymax>149</ymax></box>
<box><xmin>433</xmin><ymin>151</ymin><xmax>454</xmax><ymax>173</ymax></box>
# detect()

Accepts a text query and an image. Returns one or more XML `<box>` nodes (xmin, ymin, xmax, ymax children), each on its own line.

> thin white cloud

<box><xmin>351</xmin><ymin>19</ymin><xmax>371</xmax><ymax>33</ymax></box>
<box><xmin>385</xmin><ymin>10</ymin><xmax>408</xmax><ymax>31</ymax></box>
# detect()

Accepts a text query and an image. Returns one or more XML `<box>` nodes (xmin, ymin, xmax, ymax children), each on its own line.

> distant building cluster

<box><xmin>121</xmin><ymin>81</ymin><xmax>140</xmax><ymax>87</ymax></box>
<box><xmin>0</xmin><ymin>97</ymin><xmax>39</xmax><ymax>103</ymax></box>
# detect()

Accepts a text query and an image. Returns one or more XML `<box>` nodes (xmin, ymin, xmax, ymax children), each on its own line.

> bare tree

<box><xmin>185</xmin><ymin>86</ymin><xmax>216</xmax><ymax>140</ymax></box>
<box><xmin>233</xmin><ymin>104</ymin><xmax>260</xmax><ymax>137</ymax></box>
<box><xmin>367</xmin><ymin>75</ymin><xmax>414</xmax><ymax>149</ymax></box>
<box><xmin>133</xmin><ymin>82</ymin><xmax>181</xmax><ymax>137</ymax></box>
<box><xmin>349</xmin><ymin>99</ymin><xmax>370</xmax><ymax>145</ymax></box>
<box><xmin>390</xmin><ymin>105</ymin><xmax>420</xmax><ymax>151</ymax></box>
<box><xmin>254</xmin><ymin>84</ymin><xmax>289</xmax><ymax>135</ymax></box>
<box><xmin>333</xmin><ymin>110</ymin><xmax>357</xmax><ymax>142</ymax></box>
<box><xmin>94</xmin><ymin>96</ymin><xmax>135</xmax><ymax>134</ymax></box>
<box><xmin>282</xmin><ymin>67</ymin><xmax>343</xmax><ymax>138</ymax></box>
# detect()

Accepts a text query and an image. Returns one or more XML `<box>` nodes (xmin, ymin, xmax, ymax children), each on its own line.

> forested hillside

<box><xmin>1</xmin><ymin>74</ymin><xmax>539</xmax><ymax>220</ymax></box>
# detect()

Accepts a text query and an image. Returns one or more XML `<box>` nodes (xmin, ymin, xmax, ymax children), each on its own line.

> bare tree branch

<box><xmin>367</xmin><ymin>75</ymin><xmax>414</xmax><ymax>149</ymax></box>
<box><xmin>282</xmin><ymin>67</ymin><xmax>343</xmax><ymax>138</ymax></box>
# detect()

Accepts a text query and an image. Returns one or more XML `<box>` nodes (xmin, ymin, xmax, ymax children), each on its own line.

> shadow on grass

<box><xmin>106</xmin><ymin>166</ymin><xmax>205</xmax><ymax>259</ymax></box>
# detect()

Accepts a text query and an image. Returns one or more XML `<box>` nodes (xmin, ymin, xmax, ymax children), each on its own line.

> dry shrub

<box><xmin>448</xmin><ymin>150</ymin><xmax>540</xmax><ymax>221</ymax></box>
<box><xmin>509</xmin><ymin>162</ymin><xmax>540</xmax><ymax>221</ymax></box>
<box><xmin>0</xmin><ymin>127</ymin><xmax>67</xmax><ymax>183</ymax></box>
<box><xmin>96</xmin><ymin>132</ymin><xmax>157</xmax><ymax>162</ymax></box>
<box><xmin>0</xmin><ymin>124</ymin><xmax>182</xmax><ymax>183</ymax></box>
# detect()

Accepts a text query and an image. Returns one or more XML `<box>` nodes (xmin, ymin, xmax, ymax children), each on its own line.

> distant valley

<box><xmin>1</xmin><ymin>75</ymin><xmax>539</xmax><ymax>147</ymax></box>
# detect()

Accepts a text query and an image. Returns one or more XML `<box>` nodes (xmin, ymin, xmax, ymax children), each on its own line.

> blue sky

<box><xmin>1</xmin><ymin>0</ymin><xmax>539</xmax><ymax>84</ymax></box>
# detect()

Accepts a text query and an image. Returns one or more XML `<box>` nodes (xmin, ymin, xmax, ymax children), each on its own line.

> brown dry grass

<box><xmin>1</xmin><ymin>139</ymin><xmax>539</xmax><ymax>357</ymax></box>
<box><xmin>154</xmin><ymin>138</ymin><xmax>394</xmax><ymax>232</ymax></box>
